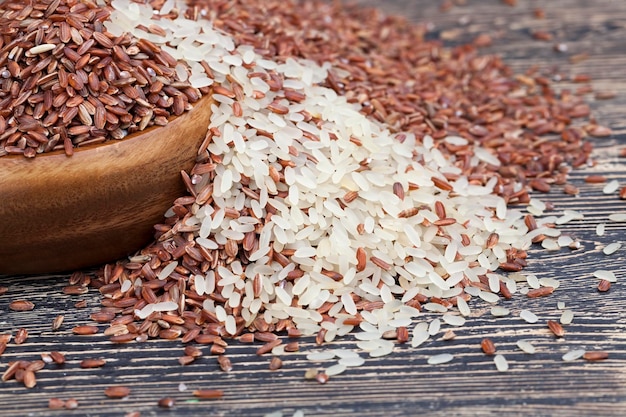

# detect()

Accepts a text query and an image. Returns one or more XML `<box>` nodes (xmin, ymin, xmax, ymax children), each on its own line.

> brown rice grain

<box><xmin>527</xmin><ymin>287</ymin><xmax>555</xmax><ymax>298</ymax></box>
<box><xmin>158</xmin><ymin>398</ymin><xmax>175</xmax><ymax>408</ymax></box>
<box><xmin>269</xmin><ymin>356</ymin><xmax>283</xmax><ymax>370</ymax></box>
<box><xmin>50</xmin><ymin>351</ymin><xmax>65</xmax><ymax>365</ymax></box>
<box><xmin>315</xmin><ymin>372</ymin><xmax>329</xmax><ymax>384</ymax></box>
<box><xmin>257</xmin><ymin>340</ymin><xmax>282</xmax><ymax>355</ymax></box>
<box><xmin>9</xmin><ymin>300</ymin><xmax>35</xmax><ymax>312</ymax></box>
<box><xmin>14</xmin><ymin>328</ymin><xmax>28</xmax><ymax>345</ymax></box>
<box><xmin>80</xmin><ymin>358</ymin><xmax>106</xmax><ymax>368</ymax></box>
<box><xmin>547</xmin><ymin>320</ymin><xmax>565</xmax><ymax>337</ymax></box>
<box><xmin>48</xmin><ymin>398</ymin><xmax>66</xmax><ymax>409</ymax></box>
<box><xmin>583</xmin><ymin>351</ymin><xmax>609</xmax><ymax>361</ymax></box>
<box><xmin>104</xmin><ymin>386</ymin><xmax>131</xmax><ymax>399</ymax></box>
<box><xmin>481</xmin><ymin>338</ymin><xmax>496</xmax><ymax>355</ymax></box>
<box><xmin>193</xmin><ymin>389</ymin><xmax>223</xmax><ymax>399</ymax></box>
<box><xmin>217</xmin><ymin>355</ymin><xmax>233</xmax><ymax>372</ymax></box>
<box><xmin>597</xmin><ymin>280</ymin><xmax>611</xmax><ymax>292</ymax></box>
<box><xmin>72</xmin><ymin>325</ymin><xmax>99</xmax><ymax>335</ymax></box>
<box><xmin>52</xmin><ymin>315</ymin><xmax>65</xmax><ymax>331</ymax></box>
<box><xmin>23</xmin><ymin>370</ymin><xmax>37</xmax><ymax>388</ymax></box>
<box><xmin>64</xmin><ymin>399</ymin><xmax>79</xmax><ymax>410</ymax></box>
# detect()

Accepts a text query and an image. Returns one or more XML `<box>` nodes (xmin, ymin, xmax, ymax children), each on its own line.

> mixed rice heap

<box><xmin>1</xmin><ymin>0</ymin><xmax>612</xmax><ymax>380</ymax></box>
<box><xmin>85</xmin><ymin>0</ymin><xmax>593</xmax><ymax>362</ymax></box>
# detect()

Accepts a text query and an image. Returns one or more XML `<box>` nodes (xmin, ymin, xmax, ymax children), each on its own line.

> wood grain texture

<box><xmin>0</xmin><ymin>96</ymin><xmax>212</xmax><ymax>275</ymax></box>
<box><xmin>1</xmin><ymin>1</ymin><xmax>625</xmax><ymax>416</ymax></box>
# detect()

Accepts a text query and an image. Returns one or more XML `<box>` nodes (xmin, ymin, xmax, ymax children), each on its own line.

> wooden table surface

<box><xmin>1</xmin><ymin>1</ymin><xmax>626</xmax><ymax>416</ymax></box>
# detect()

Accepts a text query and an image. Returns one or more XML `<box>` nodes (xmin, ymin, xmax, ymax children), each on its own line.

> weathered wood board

<box><xmin>1</xmin><ymin>1</ymin><xmax>625</xmax><ymax>416</ymax></box>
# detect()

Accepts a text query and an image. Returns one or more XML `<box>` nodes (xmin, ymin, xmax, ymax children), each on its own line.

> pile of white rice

<box><xmin>105</xmin><ymin>0</ymin><xmax>579</xmax><ymax>364</ymax></box>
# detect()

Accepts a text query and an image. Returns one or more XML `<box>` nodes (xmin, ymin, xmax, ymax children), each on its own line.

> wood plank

<box><xmin>1</xmin><ymin>1</ymin><xmax>626</xmax><ymax>416</ymax></box>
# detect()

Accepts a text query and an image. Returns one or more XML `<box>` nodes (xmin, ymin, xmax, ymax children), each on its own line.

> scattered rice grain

<box><xmin>494</xmin><ymin>354</ymin><xmax>509</xmax><ymax>372</ymax></box>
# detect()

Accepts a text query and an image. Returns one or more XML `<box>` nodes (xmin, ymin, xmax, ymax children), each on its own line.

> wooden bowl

<box><xmin>0</xmin><ymin>96</ymin><xmax>213</xmax><ymax>275</ymax></box>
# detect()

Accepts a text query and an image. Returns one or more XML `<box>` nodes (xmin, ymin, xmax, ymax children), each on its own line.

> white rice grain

<box><xmin>562</xmin><ymin>349</ymin><xmax>586</xmax><ymax>362</ymax></box>
<box><xmin>494</xmin><ymin>354</ymin><xmax>509</xmax><ymax>372</ymax></box>
<box><xmin>325</xmin><ymin>363</ymin><xmax>347</xmax><ymax>376</ymax></box>
<box><xmin>491</xmin><ymin>306</ymin><xmax>511</xmax><ymax>317</ymax></box>
<box><xmin>560</xmin><ymin>309</ymin><xmax>574</xmax><ymax>325</ymax></box>
<box><xmin>603</xmin><ymin>242</ymin><xmax>621</xmax><ymax>255</ymax></box>
<box><xmin>603</xmin><ymin>179</ymin><xmax>620</xmax><ymax>194</ymax></box>
<box><xmin>157</xmin><ymin>261</ymin><xmax>178</xmax><ymax>280</ymax></box>
<box><xmin>519</xmin><ymin>310</ymin><xmax>539</xmax><ymax>323</ymax></box>
<box><xmin>538</xmin><ymin>278</ymin><xmax>560</xmax><ymax>289</ymax></box>
<box><xmin>609</xmin><ymin>213</ymin><xmax>626</xmax><ymax>222</ymax></box>
<box><xmin>442</xmin><ymin>314</ymin><xmax>466</xmax><ymax>327</ymax></box>
<box><xmin>517</xmin><ymin>340</ymin><xmax>536</xmax><ymax>354</ymax></box>
<box><xmin>28</xmin><ymin>43</ymin><xmax>56</xmax><ymax>55</ymax></box>
<box><xmin>456</xmin><ymin>296</ymin><xmax>471</xmax><ymax>317</ymax></box>
<box><xmin>427</xmin><ymin>353</ymin><xmax>454</xmax><ymax>365</ymax></box>
<box><xmin>306</xmin><ymin>351</ymin><xmax>336</xmax><ymax>361</ymax></box>
<box><xmin>338</xmin><ymin>356</ymin><xmax>365</xmax><ymax>367</ymax></box>
<box><xmin>428</xmin><ymin>319</ymin><xmax>441</xmax><ymax>336</ymax></box>
<box><xmin>593</xmin><ymin>270</ymin><xmax>617</xmax><ymax>282</ymax></box>
<box><xmin>104</xmin><ymin>0</ymin><xmax>593</xmax><ymax>377</ymax></box>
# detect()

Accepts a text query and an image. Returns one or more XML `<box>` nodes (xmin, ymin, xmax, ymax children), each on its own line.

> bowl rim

<box><xmin>0</xmin><ymin>95</ymin><xmax>211</xmax><ymax>160</ymax></box>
